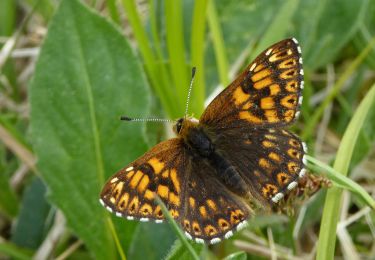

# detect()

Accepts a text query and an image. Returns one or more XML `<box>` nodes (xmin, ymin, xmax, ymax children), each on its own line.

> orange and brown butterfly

<box><xmin>100</xmin><ymin>38</ymin><xmax>307</xmax><ymax>244</ymax></box>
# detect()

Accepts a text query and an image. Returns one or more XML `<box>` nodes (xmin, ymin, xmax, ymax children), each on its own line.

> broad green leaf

<box><xmin>127</xmin><ymin>222</ymin><xmax>176</xmax><ymax>260</ymax></box>
<box><xmin>30</xmin><ymin>0</ymin><xmax>151</xmax><ymax>258</ymax></box>
<box><xmin>11</xmin><ymin>177</ymin><xmax>51</xmax><ymax>249</ymax></box>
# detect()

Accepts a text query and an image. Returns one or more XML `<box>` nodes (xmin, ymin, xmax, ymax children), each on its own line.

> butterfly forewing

<box><xmin>100</xmin><ymin>139</ymin><xmax>187</xmax><ymax>222</ymax></box>
<box><xmin>200</xmin><ymin>38</ymin><xmax>303</xmax><ymax>129</ymax></box>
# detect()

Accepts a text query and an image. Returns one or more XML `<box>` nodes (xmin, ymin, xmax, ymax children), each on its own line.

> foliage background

<box><xmin>0</xmin><ymin>0</ymin><xmax>374</xmax><ymax>259</ymax></box>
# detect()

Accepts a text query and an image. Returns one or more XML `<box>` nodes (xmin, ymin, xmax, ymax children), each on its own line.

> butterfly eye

<box><xmin>174</xmin><ymin>118</ymin><xmax>184</xmax><ymax>134</ymax></box>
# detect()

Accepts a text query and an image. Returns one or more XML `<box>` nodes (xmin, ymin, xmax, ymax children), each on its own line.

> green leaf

<box><xmin>11</xmin><ymin>177</ymin><xmax>51</xmax><ymax>249</ymax></box>
<box><xmin>30</xmin><ymin>0</ymin><xmax>151</xmax><ymax>258</ymax></box>
<box><xmin>127</xmin><ymin>222</ymin><xmax>176</xmax><ymax>260</ymax></box>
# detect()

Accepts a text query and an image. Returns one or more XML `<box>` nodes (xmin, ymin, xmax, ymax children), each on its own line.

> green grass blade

<box><xmin>302</xmin><ymin>35</ymin><xmax>375</xmax><ymax>140</ymax></box>
<box><xmin>306</xmin><ymin>155</ymin><xmax>375</xmax><ymax>209</ymax></box>
<box><xmin>190</xmin><ymin>0</ymin><xmax>208</xmax><ymax>116</ymax></box>
<box><xmin>165</xmin><ymin>0</ymin><xmax>189</xmax><ymax>113</ymax></box>
<box><xmin>121</xmin><ymin>0</ymin><xmax>178</xmax><ymax>117</ymax></box>
<box><xmin>316</xmin><ymin>83</ymin><xmax>375</xmax><ymax>260</ymax></box>
<box><xmin>155</xmin><ymin>196</ymin><xmax>200</xmax><ymax>260</ymax></box>
<box><xmin>0</xmin><ymin>241</ymin><xmax>33</xmax><ymax>260</ymax></box>
<box><xmin>207</xmin><ymin>0</ymin><xmax>229</xmax><ymax>87</ymax></box>
<box><xmin>250</xmin><ymin>0</ymin><xmax>299</xmax><ymax>59</ymax></box>
<box><xmin>106</xmin><ymin>0</ymin><xmax>121</xmax><ymax>24</ymax></box>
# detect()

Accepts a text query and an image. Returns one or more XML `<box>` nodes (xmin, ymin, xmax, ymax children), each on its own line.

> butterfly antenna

<box><xmin>184</xmin><ymin>67</ymin><xmax>196</xmax><ymax>117</ymax></box>
<box><xmin>120</xmin><ymin>116</ymin><xmax>174</xmax><ymax>123</ymax></box>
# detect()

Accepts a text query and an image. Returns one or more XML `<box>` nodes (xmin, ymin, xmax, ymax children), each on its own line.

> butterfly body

<box><xmin>100</xmin><ymin>38</ymin><xmax>307</xmax><ymax>244</ymax></box>
<box><xmin>176</xmin><ymin>117</ymin><xmax>250</xmax><ymax>197</ymax></box>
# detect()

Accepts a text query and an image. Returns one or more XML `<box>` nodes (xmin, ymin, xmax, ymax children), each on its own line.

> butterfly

<box><xmin>100</xmin><ymin>38</ymin><xmax>307</xmax><ymax>244</ymax></box>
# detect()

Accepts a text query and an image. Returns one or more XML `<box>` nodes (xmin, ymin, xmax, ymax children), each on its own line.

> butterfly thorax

<box><xmin>174</xmin><ymin>117</ymin><xmax>250</xmax><ymax>197</ymax></box>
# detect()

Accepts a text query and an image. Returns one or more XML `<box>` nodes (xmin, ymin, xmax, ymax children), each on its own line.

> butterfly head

<box><xmin>173</xmin><ymin>117</ymin><xmax>199</xmax><ymax>137</ymax></box>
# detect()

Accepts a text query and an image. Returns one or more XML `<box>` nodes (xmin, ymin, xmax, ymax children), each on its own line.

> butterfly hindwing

<box><xmin>214</xmin><ymin>128</ymin><xmax>307</xmax><ymax>204</ymax></box>
<box><xmin>181</xmin><ymin>158</ymin><xmax>250</xmax><ymax>243</ymax></box>
<box><xmin>200</xmin><ymin>38</ymin><xmax>303</xmax><ymax>129</ymax></box>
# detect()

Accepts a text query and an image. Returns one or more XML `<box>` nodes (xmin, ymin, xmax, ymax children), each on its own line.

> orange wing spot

<box><xmin>233</xmin><ymin>87</ymin><xmax>250</xmax><ymax>106</ymax></box>
<box><xmin>170</xmin><ymin>169</ymin><xmax>181</xmax><ymax>194</ymax></box>
<box><xmin>254</xmin><ymin>63</ymin><xmax>265</xmax><ymax>72</ymax></box>
<box><xmin>289</xmin><ymin>138</ymin><xmax>301</xmax><ymax>148</ymax></box>
<box><xmin>251</xmin><ymin>68</ymin><xmax>272</xmax><ymax>82</ymax></box>
<box><xmin>162</xmin><ymin>170</ymin><xmax>169</xmax><ymax>178</ymax></box>
<box><xmin>277</xmin><ymin>172</ymin><xmax>290</xmax><ymax>185</ymax></box>
<box><xmin>280</xmin><ymin>69</ymin><xmax>298</xmax><ymax>79</ymax></box>
<box><xmin>286</xmin><ymin>81</ymin><xmax>299</xmax><ymax>92</ymax></box>
<box><xmin>287</xmin><ymin>162</ymin><xmax>299</xmax><ymax>173</ymax></box>
<box><xmin>169</xmin><ymin>192</ymin><xmax>180</xmax><ymax>206</ymax></box>
<box><xmin>259</xmin><ymin>158</ymin><xmax>271</xmax><ymax>169</ymax></box>
<box><xmin>169</xmin><ymin>209</ymin><xmax>179</xmax><ymax>218</ymax></box>
<box><xmin>281</xmin><ymin>94</ymin><xmax>298</xmax><ymax>108</ymax></box>
<box><xmin>199</xmin><ymin>206</ymin><xmax>207</xmax><ymax>218</ymax></box>
<box><xmin>140</xmin><ymin>203</ymin><xmax>153</xmax><ymax>216</ymax></box>
<box><xmin>253</xmin><ymin>77</ymin><xmax>272</xmax><ymax>89</ymax></box>
<box><xmin>281</xmin><ymin>130</ymin><xmax>291</xmax><ymax>136</ymax></box>
<box><xmin>279</xmin><ymin>58</ymin><xmax>297</xmax><ymax>69</ymax></box>
<box><xmin>183</xmin><ymin>219</ymin><xmax>191</xmax><ymax>231</ymax></box>
<box><xmin>192</xmin><ymin>221</ymin><xmax>202</xmax><ymax>235</ymax></box>
<box><xmin>262</xmin><ymin>140</ymin><xmax>275</xmax><ymax>148</ymax></box>
<box><xmin>144</xmin><ymin>189</ymin><xmax>154</xmax><ymax>200</ymax></box>
<box><xmin>262</xmin><ymin>184</ymin><xmax>278</xmax><ymax>198</ymax></box>
<box><xmin>110</xmin><ymin>197</ymin><xmax>116</xmax><ymax>204</ymax></box>
<box><xmin>148</xmin><ymin>158</ymin><xmax>165</xmax><ymax>174</ymax></box>
<box><xmin>230</xmin><ymin>209</ymin><xmax>244</xmax><ymax>224</ymax></box>
<box><xmin>189</xmin><ymin>197</ymin><xmax>196</xmax><ymax>209</ymax></box>
<box><xmin>157</xmin><ymin>185</ymin><xmax>169</xmax><ymax>199</ymax></box>
<box><xmin>154</xmin><ymin>205</ymin><xmax>163</xmax><ymax>218</ymax></box>
<box><xmin>242</xmin><ymin>101</ymin><xmax>253</xmax><ymax>110</ymax></box>
<box><xmin>260</xmin><ymin>97</ymin><xmax>275</xmax><ymax>109</ymax></box>
<box><xmin>218</xmin><ymin>218</ymin><xmax>230</xmax><ymax>231</ymax></box>
<box><xmin>129</xmin><ymin>171</ymin><xmax>143</xmax><ymax>189</ymax></box>
<box><xmin>265</xmin><ymin>134</ymin><xmax>277</xmax><ymax>140</ymax></box>
<box><xmin>126</xmin><ymin>170</ymin><xmax>135</xmax><ymax>179</ymax></box>
<box><xmin>137</xmin><ymin>175</ymin><xmax>149</xmax><ymax>193</ymax></box>
<box><xmin>264</xmin><ymin>109</ymin><xmax>279</xmax><ymax>123</ymax></box>
<box><xmin>239</xmin><ymin>111</ymin><xmax>262</xmax><ymax>123</ymax></box>
<box><xmin>112</xmin><ymin>181</ymin><xmax>124</xmax><ymax>201</ymax></box>
<box><xmin>269</xmin><ymin>49</ymin><xmax>291</xmax><ymax>62</ymax></box>
<box><xmin>117</xmin><ymin>192</ymin><xmax>129</xmax><ymax>210</ymax></box>
<box><xmin>284</xmin><ymin>110</ymin><xmax>295</xmax><ymax>122</ymax></box>
<box><xmin>206</xmin><ymin>199</ymin><xmax>217</xmax><ymax>211</ymax></box>
<box><xmin>269</xmin><ymin>152</ymin><xmax>281</xmax><ymax>162</ymax></box>
<box><xmin>288</xmin><ymin>148</ymin><xmax>301</xmax><ymax>159</ymax></box>
<box><xmin>269</xmin><ymin>84</ymin><xmax>281</xmax><ymax>95</ymax></box>
<box><xmin>204</xmin><ymin>225</ymin><xmax>218</xmax><ymax>236</ymax></box>
<box><xmin>128</xmin><ymin>196</ymin><xmax>139</xmax><ymax>213</ymax></box>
